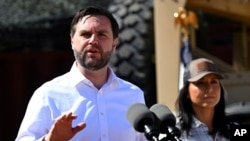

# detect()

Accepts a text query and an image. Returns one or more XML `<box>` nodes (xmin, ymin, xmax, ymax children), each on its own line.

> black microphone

<box><xmin>150</xmin><ymin>104</ymin><xmax>181</xmax><ymax>141</ymax></box>
<box><xmin>127</xmin><ymin>103</ymin><xmax>160</xmax><ymax>141</ymax></box>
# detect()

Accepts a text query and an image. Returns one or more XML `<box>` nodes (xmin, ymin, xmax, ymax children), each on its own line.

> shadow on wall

<box><xmin>0</xmin><ymin>50</ymin><xmax>74</xmax><ymax>140</ymax></box>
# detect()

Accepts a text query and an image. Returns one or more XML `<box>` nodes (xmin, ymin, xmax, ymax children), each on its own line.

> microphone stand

<box><xmin>144</xmin><ymin>125</ymin><xmax>160</xmax><ymax>141</ymax></box>
<box><xmin>151</xmin><ymin>136</ymin><xmax>159</xmax><ymax>141</ymax></box>
<box><xmin>159</xmin><ymin>135</ymin><xmax>182</xmax><ymax>141</ymax></box>
<box><xmin>158</xmin><ymin>126</ymin><xmax>182</xmax><ymax>141</ymax></box>
<box><xmin>159</xmin><ymin>136</ymin><xmax>181</xmax><ymax>141</ymax></box>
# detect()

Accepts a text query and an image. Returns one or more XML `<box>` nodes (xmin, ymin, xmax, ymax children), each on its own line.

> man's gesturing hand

<box><xmin>43</xmin><ymin>112</ymin><xmax>86</xmax><ymax>141</ymax></box>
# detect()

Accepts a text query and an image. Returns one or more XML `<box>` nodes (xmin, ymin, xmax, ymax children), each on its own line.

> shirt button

<box><xmin>100</xmin><ymin>112</ymin><xmax>104</xmax><ymax>115</ymax></box>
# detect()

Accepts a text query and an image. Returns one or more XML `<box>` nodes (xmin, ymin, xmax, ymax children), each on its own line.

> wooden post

<box><xmin>154</xmin><ymin>0</ymin><xmax>186</xmax><ymax>111</ymax></box>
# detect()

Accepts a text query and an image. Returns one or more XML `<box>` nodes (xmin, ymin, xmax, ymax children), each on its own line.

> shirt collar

<box><xmin>68</xmin><ymin>62</ymin><xmax>86</xmax><ymax>86</ymax></box>
<box><xmin>68</xmin><ymin>62</ymin><xmax>119</xmax><ymax>88</ymax></box>
<box><xmin>192</xmin><ymin>116</ymin><xmax>206</xmax><ymax>128</ymax></box>
<box><xmin>105</xmin><ymin>67</ymin><xmax>119</xmax><ymax>87</ymax></box>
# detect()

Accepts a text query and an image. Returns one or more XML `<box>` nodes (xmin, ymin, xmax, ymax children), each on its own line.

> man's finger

<box><xmin>72</xmin><ymin>122</ymin><xmax>86</xmax><ymax>134</ymax></box>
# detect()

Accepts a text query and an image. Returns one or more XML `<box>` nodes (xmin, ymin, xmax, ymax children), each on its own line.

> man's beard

<box><xmin>73</xmin><ymin>48</ymin><xmax>113</xmax><ymax>71</ymax></box>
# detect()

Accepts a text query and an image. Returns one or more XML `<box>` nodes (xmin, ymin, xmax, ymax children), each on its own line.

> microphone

<box><xmin>127</xmin><ymin>103</ymin><xmax>160</xmax><ymax>141</ymax></box>
<box><xmin>150</xmin><ymin>104</ymin><xmax>181</xmax><ymax>141</ymax></box>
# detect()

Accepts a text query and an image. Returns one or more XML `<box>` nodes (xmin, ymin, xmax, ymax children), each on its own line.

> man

<box><xmin>16</xmin><ymin>6</ymin><xmax>147</xmax><ymax>141</ymax></box>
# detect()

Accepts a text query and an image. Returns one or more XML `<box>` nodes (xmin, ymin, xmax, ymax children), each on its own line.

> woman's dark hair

<box><xmin>70</xmin><ymin>6</ymin><xmax>119</xmax><ymax>38</ymax></box>
<box><xmin>175</xmin><ymin>82</ymin><xmax>231</xmax><ymax>138</ymax></box>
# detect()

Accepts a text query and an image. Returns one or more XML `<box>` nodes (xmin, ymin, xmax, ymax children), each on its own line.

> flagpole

<box><xmin>174</xmin><ymin>7</ymin><xmax>199</xmax><ymax>89</ymax></box>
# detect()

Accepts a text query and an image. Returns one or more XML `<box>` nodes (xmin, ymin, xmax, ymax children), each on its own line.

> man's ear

<box><xmin>113</xmin><ymin>38</ymin><xmax>119</xmax><ymax>49</ymax></box>
<box><xmin>71</xmin><ymin>42</ymin><xmax>75</xmax><ymax>50</ymax></box>
<box><xmin>70</xmin><ymin>35</ymin><xmax>74</xmax><ymax>49</ymax></box>
<box><xmin>71</xmin><ymin>35</ymin><xmax>77</xmax><ymax>50</ymax></box>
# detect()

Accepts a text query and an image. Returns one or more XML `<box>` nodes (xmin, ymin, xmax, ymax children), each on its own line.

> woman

<box><xmin>175</xmin><ymin>58</ymin><xmax>233</xmax><ymax>141</ymax></box>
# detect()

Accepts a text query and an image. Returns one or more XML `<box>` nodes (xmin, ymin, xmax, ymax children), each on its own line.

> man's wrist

<box><xmin>42</xmin><ymin>134</ymin><xmax>50</xmax><ymax>141</ymax></box>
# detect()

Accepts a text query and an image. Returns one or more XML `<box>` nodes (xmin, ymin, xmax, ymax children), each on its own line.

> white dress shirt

<box><xmin>15</xmin><ymin>62</ymin><xmax>147</xmax><ymax>141</ymax></box>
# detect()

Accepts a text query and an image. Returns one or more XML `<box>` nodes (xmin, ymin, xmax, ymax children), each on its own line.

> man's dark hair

<box><xmin>70</xmin><ymin>6</ymin><xmax>119</xmax><ymax>38</ymax></box>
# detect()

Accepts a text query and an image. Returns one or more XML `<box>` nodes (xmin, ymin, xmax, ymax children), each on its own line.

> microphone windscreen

<box><xmin>150</xmin><ymin>104</ymin><xmax>176</xmax><ymax>131</ymax></box>
<box><xmin>127</xmin><ymin>103</ymin><xmax>155</xmax><ymax>132</ymax></box>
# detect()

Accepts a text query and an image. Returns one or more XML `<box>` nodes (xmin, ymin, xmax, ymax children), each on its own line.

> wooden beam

<box><xmin>154</xmin><ymin>0</ymin><xmax>186</xmax><ymax>111</ymax></box>
<box><xmin>186</xmin><ymin>0</ymin><xmax>250</xmax><ymax>25</ymax></box>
